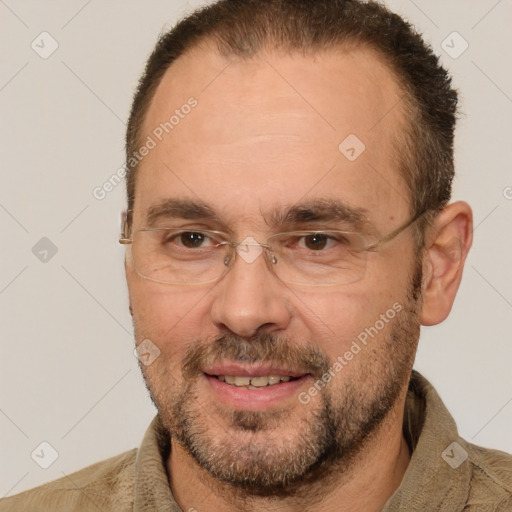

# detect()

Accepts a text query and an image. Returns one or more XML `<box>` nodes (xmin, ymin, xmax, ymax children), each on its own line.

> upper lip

<box><xmin>203</xmin><ymin>362</ymin><xmax>308</xmax><ymax>378</ymax></box>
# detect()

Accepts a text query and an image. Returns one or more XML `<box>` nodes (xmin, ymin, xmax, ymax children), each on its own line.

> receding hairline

<box><xmin>136</xmin><ymin>37</ymin><xmax>416</xmax><ymax>157</ymax></box>
<box><xmin>126</xmin><ymin>0</ymin><xmax>457</xmax><ymax>252</ymax></box>
<box><xmin>131</xmin><ymin>38</ymin><xmax>416</xmax><ymax>219</ymax></box>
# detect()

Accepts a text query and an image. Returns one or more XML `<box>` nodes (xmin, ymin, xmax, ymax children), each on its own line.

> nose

<box><xmin>210</xmin><ymin>243</ymin><xmax>292</xmax><ymax>338</ymax></box>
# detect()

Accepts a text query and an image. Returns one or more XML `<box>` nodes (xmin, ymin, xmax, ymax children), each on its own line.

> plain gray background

<box><xmin>1</xmin><ymin>0</ymin><xmax>511</xmax><ymax>497</ymax></box>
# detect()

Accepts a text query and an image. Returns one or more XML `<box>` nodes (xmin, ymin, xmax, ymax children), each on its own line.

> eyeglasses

<box><xmin>119</xmin><ymin>212</ymin><xmax>424</xmax><ymax>287</ymax></box>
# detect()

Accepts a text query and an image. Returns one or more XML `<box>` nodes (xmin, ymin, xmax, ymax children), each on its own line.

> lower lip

<box><xmin>203</xmin><ymin>373</ymin><xmax>311</xmax><ymax>410</ymax></box>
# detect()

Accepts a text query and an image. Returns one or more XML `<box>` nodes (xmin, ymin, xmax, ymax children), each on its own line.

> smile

<box><xmin>201</xmin><ymin>364</ymin><xmax>311</xmax><ymax>409</ymax></box>
<box><xmin>214</xmin><ymin>375</ymin><xmax>297</xmax><ymax>388</ymax></box>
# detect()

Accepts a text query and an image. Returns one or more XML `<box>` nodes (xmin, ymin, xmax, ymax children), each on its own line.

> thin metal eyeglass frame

<box><xmin>118</xmin><ymin>210</ymin><xmax>426</xmax><ymax>286</ymax></box>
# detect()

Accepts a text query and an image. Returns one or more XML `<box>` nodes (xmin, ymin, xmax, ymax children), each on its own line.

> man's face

<box><xmin>126</xmin><ymin>46</ymin><xmax>421</xmax><ymax>493</ymax></box>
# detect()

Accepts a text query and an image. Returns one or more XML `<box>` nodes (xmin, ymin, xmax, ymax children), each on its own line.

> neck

<box><xmin>167</xmin><ymin>395</ymin><xmax>411</xmax><ymax>512</ymax></box>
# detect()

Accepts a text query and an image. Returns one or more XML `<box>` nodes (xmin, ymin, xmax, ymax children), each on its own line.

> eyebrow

<box><xmin>144</xmin><ymin>197</ymin><xmax>370</xmax><ymax>232</ymax></box>
<box><xmin>268</xmin><ymin>199</ymin><xmax>370</xmax><ymax>231</ymax></box>
<box><xmin>145</xmin><ymin>198</ymin><xmax>219</xmax><ymax>226</ymax></box>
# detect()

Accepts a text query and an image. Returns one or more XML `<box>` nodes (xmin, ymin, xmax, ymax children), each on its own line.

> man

<box><xmin>3</xmin><ymin>0</ymin><xmax>511</xmax><ymax>510</ymax></box>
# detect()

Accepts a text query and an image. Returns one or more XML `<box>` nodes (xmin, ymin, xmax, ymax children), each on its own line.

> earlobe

<box><xmin>420</xmin><ymin>201</ymin><xmax>473</xmax><ymax>326</ymax></box>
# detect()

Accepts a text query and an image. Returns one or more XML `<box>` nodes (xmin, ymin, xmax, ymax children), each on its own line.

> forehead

<box><xmin>135</xmin><ymin>45</ymin><xmax>410</xmax><ymax>229</ymax></box>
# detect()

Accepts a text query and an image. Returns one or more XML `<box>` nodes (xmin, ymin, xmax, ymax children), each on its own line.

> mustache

<box><xmin>182</xmin><ymin>333</ymin><xmax>330</xmax><ymax>379</ymax></box>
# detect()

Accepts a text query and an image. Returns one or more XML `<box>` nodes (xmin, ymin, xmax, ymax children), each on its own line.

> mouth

<box><xmin>201</xmin><ymin>363</ymin><xmax>311</xmax><ymax>409</ymax></box>
<box><xmin>211</xmin><ymin>374</ymin><xmax>299</xmax><ymax>389</ymax></box>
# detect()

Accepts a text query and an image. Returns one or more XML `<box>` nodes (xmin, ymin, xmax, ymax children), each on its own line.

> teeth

<box><xmin>249</xmin><ymin>376</ymin><xmax>269</xmax><ymax>387</ymax></box>
<box><xmin>217</xmin><ymin>375</ymin><xmax>295</xmax><ymax>387</ymax></box>
<box><xmin>233</xmin><ymin>376</ymin><xmax>251</xmax><ymax>387</ymax></box>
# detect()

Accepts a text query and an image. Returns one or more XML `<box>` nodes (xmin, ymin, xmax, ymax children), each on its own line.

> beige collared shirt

<box><xmin>2</xmin><ymin>371</ymin><xmax>511</xmax><ymax>511</ymax></box>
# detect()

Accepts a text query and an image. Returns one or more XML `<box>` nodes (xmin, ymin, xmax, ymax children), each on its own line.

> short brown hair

<box><xmin>125</xmin><ymin>0</ymin><xmax>458</xmax><ymax>242</ymax></box>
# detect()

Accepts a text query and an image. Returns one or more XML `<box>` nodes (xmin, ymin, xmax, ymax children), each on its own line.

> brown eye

<box><xmin>180</xmin><ymin>232</ymin><xmax>206</xmax><ymax>248</ymax></box>
<box><xmin>303</xmin><ymin>234</ymin><xmax>329</xmax><ymax>250</ymax></box>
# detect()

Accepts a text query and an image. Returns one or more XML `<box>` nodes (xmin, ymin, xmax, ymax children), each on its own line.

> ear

<box><xmin>420</xmin><ymin>201</ymin><xmax>473</xmax><ymax>326</ymax></box>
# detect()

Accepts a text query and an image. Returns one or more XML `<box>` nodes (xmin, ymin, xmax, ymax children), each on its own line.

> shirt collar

<box><xmin>382</xmin><ymin>370</ymin><xmax>471</xmax><ymax>510</ymax></box>
<box><xmin>133</xmin><ymin>413</ymin><xmax>177</xmax><ymax>511</ymax></box>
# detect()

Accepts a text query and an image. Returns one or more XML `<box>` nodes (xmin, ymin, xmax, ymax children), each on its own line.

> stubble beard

<box><xmin>138</xmin><ymin>271</ymin><xmax>422</xmax><ymax>497</ymax></box>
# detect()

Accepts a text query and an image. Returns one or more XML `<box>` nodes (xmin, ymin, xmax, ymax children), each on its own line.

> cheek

<box><xmin>127</xmin><ymin>271</ymin><xmax>214</xmax><ymax>348</ymax></box>
<box><xmin>295</xmin><ymin>282</ymin><xmax>407</xmax><ymax>358</ymax></box>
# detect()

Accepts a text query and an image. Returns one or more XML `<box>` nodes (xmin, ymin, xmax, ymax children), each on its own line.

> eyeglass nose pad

<box><xmin>222</xmin><ymin>240</ymin><xmax>276</xmax><ymax>267</ymax></box>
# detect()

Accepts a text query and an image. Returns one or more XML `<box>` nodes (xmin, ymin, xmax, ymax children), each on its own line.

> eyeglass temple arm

<box><xmin>365</xmin><ymin>210</ymin><xmax>426</xmax><ymax>251</ymax></box>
